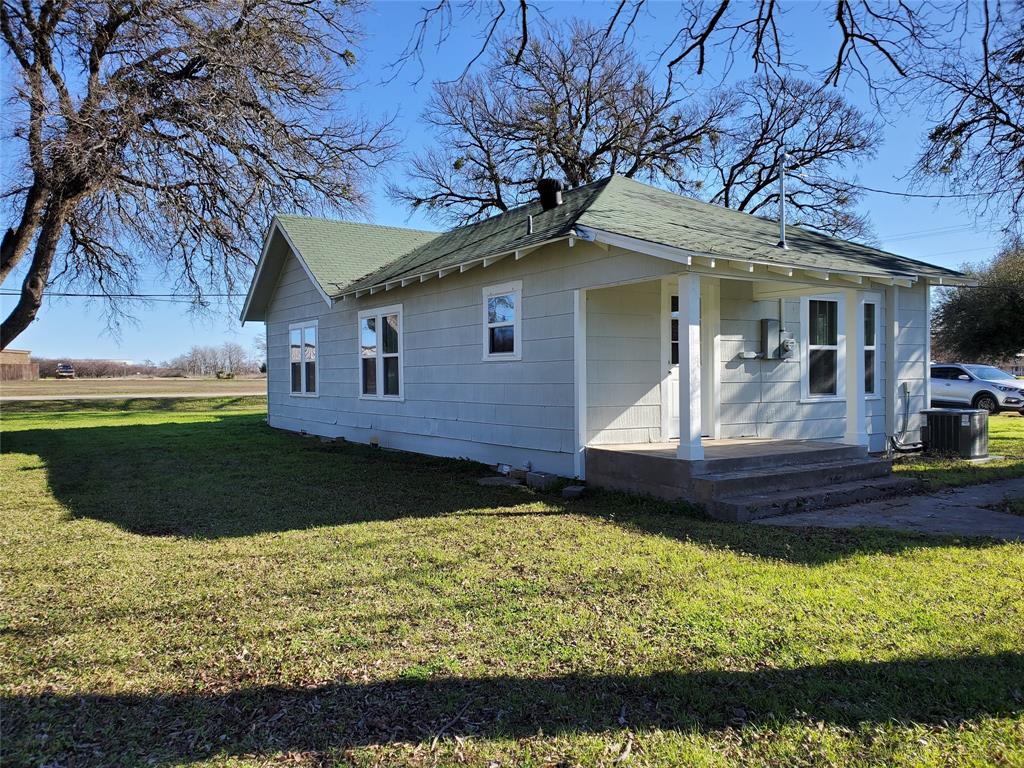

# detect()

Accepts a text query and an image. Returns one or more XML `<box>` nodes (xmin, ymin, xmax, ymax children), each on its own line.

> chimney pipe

<box><xmin>537</xmin><ymin>178</ymin><xmax>564</xmax><ymax>211</ymax></box>
<box><xmin>777</xmin><ymin>147</ymin><xmax>788</xmax><ymax>249</ymax></box>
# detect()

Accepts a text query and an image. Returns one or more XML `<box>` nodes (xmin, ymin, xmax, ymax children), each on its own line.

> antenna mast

<box><xmin>777</xmin><ymin>146</ymin><xmax>788</xmax><ymax>249</ymax></box>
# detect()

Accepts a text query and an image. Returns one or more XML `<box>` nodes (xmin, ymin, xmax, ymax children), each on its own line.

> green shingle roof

<box><xmin>339</xmin><ymin>178</ymin><xmax>609</xmax><ymax>295</ymax></box>
<box><xmin>275</xmin><ymin>215</ymin><xmax>438</xmax><ymax>296</ymax></box>
<box><xmin>247</xmin><ymin>176</ymin><xmax>965</xmax><ymax>318</ymax></box>
<box><xmin>574</xmin><ymin>176</ymin><xmax>961</xmax><ymax>280</ymax></box>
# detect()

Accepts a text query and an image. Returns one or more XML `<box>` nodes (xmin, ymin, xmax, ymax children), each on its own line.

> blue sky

<box><xmin>1</xmin><ymin>1</ymin><xmax>998</xmax><ymax>362</ymax></box>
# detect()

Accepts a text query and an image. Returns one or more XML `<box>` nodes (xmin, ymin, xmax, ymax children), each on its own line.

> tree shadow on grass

<box><xmin>0</xmin><ymin>414</ymin><xmax>1003</xmax><ymax>563</ymax></box>
<box><xmin>5</xmin><ymin>653</ymin><xmax>1022</xmax><ymax>766</ymax></box>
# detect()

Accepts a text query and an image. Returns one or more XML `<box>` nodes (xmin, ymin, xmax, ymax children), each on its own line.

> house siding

<box><xmin>713</xmin><ymin>280</ymin><xmax>896</xmax><ymax>451</ymax></box>
<box><xmin>585</xmin><ymin>281</ymin><xmax>663</xmax><ymax>445</ymax></box>
<box><xmin>264</xmin><ymin>236</ymin><xmax>932</xmax><ymax>472</ymax></box>
<box><xmin>265</xmin><ymin>240</ymin><xmax>672</xmax><ymax>476</ymax></box>
<box><xmin>893</xmin><ymin>281</ymin><xmax>929</xmax><ymax>444</ymax></box>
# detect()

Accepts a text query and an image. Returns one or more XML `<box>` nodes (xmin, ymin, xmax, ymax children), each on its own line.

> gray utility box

<box><xmin>921</xmin><ymin>408</ymin><xmax>989</xmax><ymax>459</ymax></box>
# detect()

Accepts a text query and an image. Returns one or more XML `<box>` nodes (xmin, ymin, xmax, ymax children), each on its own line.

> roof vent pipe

<box><xmin>777</xmin><ymin>147</ymin><xmax>788</xmax><ymax>249</ymax></box>
<box><xmin>537</xmin><ymin>178</ymin><xmax>564</xmax><ymax>211</ymax></box>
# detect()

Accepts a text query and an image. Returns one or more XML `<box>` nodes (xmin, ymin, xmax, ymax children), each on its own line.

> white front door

<box><xmin>666</xmin><ymin>292</ymin><xmax>681</xmax><ymax>439</ymax></box>
<box><xmin>665</xmin><ymin>284</ymin><xmax>713</xmax><ymax>440</ymax></box>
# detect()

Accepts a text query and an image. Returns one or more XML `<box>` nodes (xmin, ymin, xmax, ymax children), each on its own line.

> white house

<box><xmin>241</xmin><ymin>176</ymin><xmax>969</xmax><ymax>519</ymax></box>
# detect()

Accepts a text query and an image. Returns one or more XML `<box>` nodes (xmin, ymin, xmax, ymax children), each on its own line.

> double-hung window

<box><xmin>803</xmin><ymin>296</ymin><xmax>842</xmax><ymax>399</ymax></box>
<box><xmin>863</xmin><ymin>299</ymin><xmax>880</xmax><ymax>396</ymax></box>
<box><xmin>289</xmin><ymin>321</ymin><xmax>318</xmax><ymax>395</ymax></box>
<box><xmin>482</xmin><ymin>281</ymin><xmax>522</xmax><ymax>360</ymax></box>
<box><xmin>359</xmin><ymin>304</ymin><xmax>403</xmax><ymax>399</ymax></box>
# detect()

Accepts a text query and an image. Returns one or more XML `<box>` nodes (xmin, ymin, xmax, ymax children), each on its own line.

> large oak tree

<box><xmin>395</xmin><ymin>22</ymin><xmax>880</xmax><ymax>239</ymax></box>
<box><xmin>398</xmin><ymin>1</ymin><xmax>1022</xmax><ymax>235</ymax></box>
<box><xmin>0</xmin><ymin>0</ymin><xmax>394</xmax><ymax>348</ymax></box>
<box><xmin>392</xmin><ymin>21</ymin><xmax>734</xmax><ymax>222</ymax></box>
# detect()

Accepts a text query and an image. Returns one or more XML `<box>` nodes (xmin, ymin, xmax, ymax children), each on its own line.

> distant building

<box><xmin>0</xmin><ymin>349</ymin><xmax>39</xmax><ymax>381</ymax></box>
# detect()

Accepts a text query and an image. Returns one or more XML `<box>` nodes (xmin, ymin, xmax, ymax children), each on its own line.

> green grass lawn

<box><xmin>893</xmin><ymin>413</ymin><xmax>1024</xmax><ymax>490</ymax></box>
<box><xmin>2</xmin><ymin>398</ymin><xmax>1023</xmax><ymax>767</ymax></box>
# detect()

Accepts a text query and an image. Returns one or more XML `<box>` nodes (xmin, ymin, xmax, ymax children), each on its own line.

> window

<box><xmin>669</xmin><ymin>294</ymin><xmax>701</xmax><ymax>366</ymax></box>
<box><xmin>803</xmin><ymin>296</ymin><xmax>842</xmax><ymax>399</ymax></box>
<box><xmin>670</xmin><ymin>295</ymin><xmax>679</xmax><ymax>365</ymax></box>
<box><xmin>289</xmin><ymin>321</ymin><xmax>317</xmax><ymax>395</ymax></box>
<box><xmin>359</xmin><ymin>305</ymin><xmax>403</xmax><ymax>398</ymax></box>
<box><xmin>483</xmin><ymin>281</ymin><xmax>522</xmax><ymax>360</ymax></box>
<box><xmin>864</xmin><ymin>300</ymin><xmax>879</xmax><ymax>396</ymax></box>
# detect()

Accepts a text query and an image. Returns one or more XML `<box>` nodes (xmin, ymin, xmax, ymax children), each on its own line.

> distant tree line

<box><xmin>166</xmin><ymin>343</ymin><xmax>262</xmax><ymax>378</ymax></box>
<box><xmin>932</xmin><ymin>243</ymin><xmax>1024</xmax><ymax>363</ymax></box>
<box><xmin>34</xmin><ymin>340</ymin><xmax>265</xmax><ymax>378</ymax></box>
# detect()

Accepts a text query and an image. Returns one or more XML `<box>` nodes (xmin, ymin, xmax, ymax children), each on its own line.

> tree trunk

<box><xmin>1</xmin><ymin>202</ymin><xmax>66</xmax><ymax>350</ymax></box>
<box><xmin>0</xmin><ymin>181</ymin><xmax>47</xmax><ymax>285</ymax></box>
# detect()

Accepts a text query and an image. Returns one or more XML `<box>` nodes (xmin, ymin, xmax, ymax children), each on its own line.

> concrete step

<box><xmin>708</xmin><ymin>476</ymin><xmax>919</xmax><ymax>523</ymax></box>
<box><xmin>691</xmin><ymin>457</ymin><xmax>893</xmax><ymax>501</ymax></box>
<box><xmin>696</xmin><ymin>443</ymin><xmax>869</xmax><ymax>474</ymax></box>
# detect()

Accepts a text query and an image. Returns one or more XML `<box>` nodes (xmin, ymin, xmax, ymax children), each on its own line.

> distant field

<box><xmin>0</xmin><ymin>376</ymin><xmax>267</xmax><ymax>398</ymax></box>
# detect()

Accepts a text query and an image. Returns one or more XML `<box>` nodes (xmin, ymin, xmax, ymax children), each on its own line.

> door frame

<box><xmin>661</xmin><ymin>275</ymin><xmax>721</xmax><ymax>441</ymax></box>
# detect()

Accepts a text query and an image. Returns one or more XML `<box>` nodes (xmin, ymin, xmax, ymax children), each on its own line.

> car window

<box><xmin>964</xmin><ymin>365</ymin><xmax>1015</xmax><ymax>380</ymax></box>
<box><xmin>931</xmin><ymin>367</ymin><xmax>954</xmax><ymax>380</ymax></box>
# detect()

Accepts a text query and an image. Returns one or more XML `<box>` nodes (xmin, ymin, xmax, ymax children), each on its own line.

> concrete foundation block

<box><xmin>526</xmin><ymin>471</ymin><xmax>559</xmax><ymax>491</ymax></box>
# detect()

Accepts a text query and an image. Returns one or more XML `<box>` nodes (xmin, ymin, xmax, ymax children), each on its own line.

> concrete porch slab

<box><xmin>598</xmin><ymin>437</ymin><xmax>857</xmax><ymax>461</ymax></box>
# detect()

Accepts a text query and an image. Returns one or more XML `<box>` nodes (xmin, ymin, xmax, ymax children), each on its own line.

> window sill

<box><xmin>290</xmin><ymin>392</ymin><xmax>319</xmax><ymax>398</ymax></box>
<box><xmin>799</xmin><ymin>395</ymin><xmax>844</xmax><ymax>404</ymax></box>
<box><xmin>482</xmin><ymin>354</ymin><xmax>522</xmax><ymax>362</ymax></box>
<box><xmin>359</xmin><ymin>394</ymin><xmax>405</xmax><ymax>402</ymax></box>
<box><xmin>865</xmin><ymin>394</ymin><xmax>883</xmax><ymax>401</ymax></box>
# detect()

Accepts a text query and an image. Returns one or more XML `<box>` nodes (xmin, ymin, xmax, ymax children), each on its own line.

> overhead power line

<box><xmin>880</xmin><ymin>223</ymin><xmax>979</xmax><ymax>242</ymax></box>
<box><xmin>849</xmin><ymin>183</ymin><xmax>988</xmax><ymax>200</ymax></box>
<box><xmin>0</xmin><ymin>290</ymin><xmax>233</xmax><ymax>302</ymax></box>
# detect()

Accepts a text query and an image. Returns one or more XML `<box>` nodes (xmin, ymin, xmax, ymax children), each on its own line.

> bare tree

<box><xmin>0</xmin><ymin>0</ymin><xmax>395</xmax><ymax>349</ymax></box>
<box><xmin>397</xmin><ymin>1</ymin><xmax>942</xmax><ymax>93</ymax></box>
<box><xmin>220</xmin><ymin>341</ymin><xmax>250</xmax><ymax>374</ymax></box>
<box><xmin>397</xmin><ymin>1</ymin><xmax>1024</xmax><ymax>232</ymax></box>
<box><xmin>392</xmin><ymin>21</ymin><xmax>735</xmax><ymax>223</ymax></box>
<box><xmin>396</xmin><ymin>25</ymin><xmax>880</xmax><ymax>238</ymax></box>
<box><xmin>916</xmin><ymin>0</ymin><xmax>1024</xmax><ymax>233</ymax></box>
<box><xmin>706</xmin><ymin>76</ymin><xmax>881</xmax><ymax>240</ymax></box>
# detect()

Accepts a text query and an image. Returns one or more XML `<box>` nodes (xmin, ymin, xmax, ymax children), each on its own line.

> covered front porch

<box><xmin>572</xmin><ymin>267</ymin><xmax>919</xmax><ymax>516</ymax></box>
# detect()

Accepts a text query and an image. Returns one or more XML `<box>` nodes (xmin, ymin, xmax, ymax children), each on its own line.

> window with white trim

<box><xmin>805</xmin><ymin>297</ymin><xmax>841</xmax><ymax>398</ymax></box>
<box><xmin>359</xmin><ymin>304</ymin><xmax>403</xmax><ymax>398</ymax></box>
<box><xmin>482</xmin><ymin>281</ymin><xmax>522</xmax><ymax>360</ymax></box>
<box><xmin>289</xmin><ymin>321</ymin><xmax>317</xmax><ymax>395</ymax></box>
<box><xmin>864</xmin><ymin>299</ymin><xmax>879</xmax><ymax>396</ymax></box>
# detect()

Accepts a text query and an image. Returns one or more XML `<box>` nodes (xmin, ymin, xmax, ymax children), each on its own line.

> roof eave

<box><xmin>576</xmin><ymin>225</ymin><xmax>973</xmax><ymax>285</ymax></box>
<box><xmin>332</xmin><ymin>235</ymin><xmax>573</xmax><ymax>300</ymax></box>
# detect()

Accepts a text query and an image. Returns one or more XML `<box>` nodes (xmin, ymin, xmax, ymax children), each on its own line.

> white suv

<box><xmin>931</xmin><ymin>363</ymin><xmax>1024</xmax><ymax>414</ymax></box>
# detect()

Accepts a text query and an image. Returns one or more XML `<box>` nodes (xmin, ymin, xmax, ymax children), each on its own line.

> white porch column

<box><xmin>677</xmin><ymin>273</ymin><xmax>704</xmax><ymax>460</ymax></box>
<box><xmin>844</xmin><ymin>288</ymin><xmax>869</xmax><ymax>446</ymax></box>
